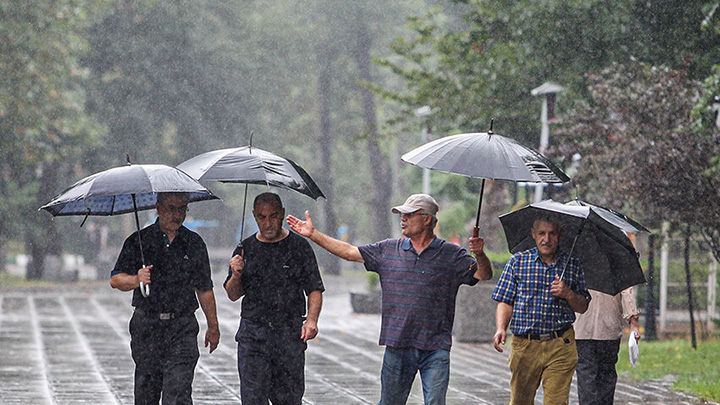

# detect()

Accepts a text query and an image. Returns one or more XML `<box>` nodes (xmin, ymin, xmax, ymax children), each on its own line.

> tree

<box><xmin>554</xmin><ymin>60</ymin><xmax>720</xmax><ymax>262</ymax></box>
<box><xmin>376</xmin><ymin>0</ymin><xmax>720</xmax><ymax>244</ymax></box>
<box><xmin>0</xmin><ymin>1</ymin><xmax>107</xmax><ymax>278</ymax></box>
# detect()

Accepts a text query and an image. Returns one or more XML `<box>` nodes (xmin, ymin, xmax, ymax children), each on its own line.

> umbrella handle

<box><xmin>140</xmin><ymin>282</ymin><xmax>150</xmax><ymax>297</ymax></box>
<box><xmin>473</xmin><ymin>227</ymin><xmax>479</xmax><ymax>238</ymax></box>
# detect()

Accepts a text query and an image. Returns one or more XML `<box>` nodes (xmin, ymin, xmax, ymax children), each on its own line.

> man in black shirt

<box><xmin>111</xmin><ymin>192</ymin><xmax>220</xmax><ymax>405</ymax></box>
<box><xmin>224</xmin><ymin>192</ymin><xmax>324</xmax><ymax>405</ymax></box>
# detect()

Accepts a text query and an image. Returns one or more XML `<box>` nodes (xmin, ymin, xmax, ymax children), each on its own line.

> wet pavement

<box><xmin>0</xmin><ymin>270</ymin><xmax>716</xmax><ymax>405</ymax></box>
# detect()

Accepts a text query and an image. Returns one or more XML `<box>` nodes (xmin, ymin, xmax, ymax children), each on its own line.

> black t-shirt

<box><xmin>224</xmin><ymin>231</ymin><xmax>324</xmax><ymax>323</ymax></box>
<box><xmin>112</xmin><ymin>221</ymin><xmax>213</xmax><ymax>313</ymax></box>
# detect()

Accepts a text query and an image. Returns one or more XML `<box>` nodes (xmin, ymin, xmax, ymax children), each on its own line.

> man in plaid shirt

<box><xmin>492</xmin><ymin>214</ymin><xmax>591</xmax><ymax>405</ymax></box>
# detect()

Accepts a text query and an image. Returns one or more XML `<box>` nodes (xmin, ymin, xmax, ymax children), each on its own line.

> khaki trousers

<box><xmin>508</xmin><ymin>328</ymin><xmax>578</xmax><ymax>405</ymax></box>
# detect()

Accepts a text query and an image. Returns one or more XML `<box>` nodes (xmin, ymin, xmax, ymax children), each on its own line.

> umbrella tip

<box><xmin>249</xmin><ymin>131</ymin><xmax>254</xmax><ymax>153</ymax></box>
<box><xmin>488</xmin><ymin>118</ymin><xmax>494</xmax><ymax>134</ymax></box>
<box><xmin>126</xmin><ymin>154</ymin><xmax>132</xmax><ymax>165</ymax></box>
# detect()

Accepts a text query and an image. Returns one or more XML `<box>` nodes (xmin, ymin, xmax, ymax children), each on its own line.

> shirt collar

<box><xmin>401</xmin><ymin>236</ymin><xmax>441</xmax><ymax>252</ymax></box>
<box><xmin>148</xmin><ymin>219</ymin><xmax>187</xmax><ymax>242</ymax></box>
<box><xmin>530</xmin><ymin>247</ymin><xmax>568</xmax><ymax>266</ymax></box>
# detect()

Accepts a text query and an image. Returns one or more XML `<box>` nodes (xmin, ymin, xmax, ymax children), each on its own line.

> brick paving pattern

<box><xmin>0</xmin><ymin>272</ymin><xmax>715</xmax><ymax>404</ymax></box>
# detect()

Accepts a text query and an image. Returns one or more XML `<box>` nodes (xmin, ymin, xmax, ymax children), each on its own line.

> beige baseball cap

<box><xmin>391</xmin><ymin>193</ymin><xmax>439</xmax><ymax>216</ymax></box>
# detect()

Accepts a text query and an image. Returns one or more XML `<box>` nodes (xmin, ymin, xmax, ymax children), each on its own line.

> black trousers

<box><xmin>575</xmin><ymin>339</ymin><xmax>621</xmax><ymax>405</ymax></box>
<box><xmin>236</xmin><ymin>318</ymin><xmax>307</xmax><ymax>405</ymax></box>
<box><xmin>129</xmin><ymin>312</ymin><xmax>200</xmax><ymax>405</ymax></box>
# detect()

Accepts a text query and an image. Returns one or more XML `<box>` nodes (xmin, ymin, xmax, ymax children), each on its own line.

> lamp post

<box><xmin>530</xmin><ymin>82</ymin><xmax>564</xmax><ymax>202</ymax></box>
<box><xmin>415</xmin><ymin>106</ymin><xmax>432</xmax><ymax>194</ymax></box>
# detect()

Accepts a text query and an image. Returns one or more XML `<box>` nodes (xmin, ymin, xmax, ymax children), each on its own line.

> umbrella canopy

<box><xmin>177</xmin><ymin>145</ymin><xmax>324</xmax><ymax>242</ymax></box>
<box><xmin>498</xmin><ymin>199</ymin><xmax>646</xmax><ymax>296</ymax></box>
<box><xmin>40</xmin><ymin>163</ymin><xmax>219</xmax><ymax>297</ymax></box>
<box><xmin>401</xmin><ymin>128</ymin><xmax>570</xmax><ymax>236</ymax></box>
<box><xmin>177</xmin><ymin>146</ymin><xmax>324</xmax><ymax>200</ymax></box>
<box><xmin>402</xmin><ymin>131</ymin><xmax>570</xmax><ymax>183</ymax></box>
<box><xmin>41</xmin><ymin>164</ymin><xmax>218</xmax><ymax>216</ymax></box>
<box><xmin>565</xmin><ymin>199</ymin><xmax>649</xmax><ymax>234</ymax></box>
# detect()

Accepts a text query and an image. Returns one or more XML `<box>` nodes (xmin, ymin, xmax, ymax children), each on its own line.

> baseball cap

<box><xmin>391</xmin><ymin>194</ymin><xmax>439</xmax><ymax>216</ymax></box>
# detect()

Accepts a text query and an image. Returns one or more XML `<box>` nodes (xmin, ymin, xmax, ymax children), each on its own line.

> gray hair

<box><xmin>532</xmin><ymin>213</ymin><xmax>564</xmax><ymax>232</ymax></box>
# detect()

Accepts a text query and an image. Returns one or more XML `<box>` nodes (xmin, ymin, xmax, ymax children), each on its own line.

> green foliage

<box><xmin>555</xmin><ymin>60</ymin><xmax>720</xmax><ymax>263</ymax></box>
<box><xmin>0</xmin><ymin>0</ymin><xmax>109</xmax><ymax>275</ymax></box>
<box><xmin>617</xmin><ymin>338</ymin><xmax>720</xmax><ymax>401</ymax></box>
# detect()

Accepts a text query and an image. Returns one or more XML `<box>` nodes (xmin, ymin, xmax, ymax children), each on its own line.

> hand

<box><xmin>551</xmin><ymin>274</ymin><xmax>571</xmax><ymax>299</ymax></box>
<box><xmin>205</xmin><ymin>326</ymin><xmax>220</xmax><ymax>353</ymax></box>
<box><xmin>137</xmin><ymin>265</ymin><xmax>153</xmax><ymax>285</ymax></box>
<box><xmin>468</xmin><ymin>236</ymin><xmax>485</xmax><ymax>257</ymax></box>
<box><xmin>230</xmin><ymin>251</ymin><xmax>244</xmax><ymax>276</ymax></box>
<box><xmin>493</xmin><ymin>330</ymin><xmax>506</xmax><ymax>353</ymax></box>
<box><xmin>301</xmin><ymin>319</ymin><xmax>319</xmax><ymax>342</ymax></box>
<box><xmin>286</xmin><ymin>210</ymin><xmax>315</xmax><ymax>238</ymax></box>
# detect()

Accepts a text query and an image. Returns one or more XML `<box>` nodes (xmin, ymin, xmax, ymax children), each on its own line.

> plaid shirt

<box><xmin>492</xmin><ymin>247</ymin><xmax>591</xmax><ymax>335</ymax></box>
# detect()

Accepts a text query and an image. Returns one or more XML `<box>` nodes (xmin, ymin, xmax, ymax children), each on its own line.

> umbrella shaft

<box><xmin>475</xmin><ymin>179</ymin><xmax>486</xmax><ymax>230</ymax></box>
<box><xmin>131</xmin><ymin>194</ymin><xmax>146</xmax><ymax>267</ymax></box>
<box><xmin>559</xmin><ymin>219</ymin><xmax>586</xmax><ymax>280</ymax></box>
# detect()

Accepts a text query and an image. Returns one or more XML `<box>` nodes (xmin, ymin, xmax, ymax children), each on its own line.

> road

<box><xmin>0</xmin><ymin>270</ymin><xmax>714</xmax><ymax>404</ymax></box>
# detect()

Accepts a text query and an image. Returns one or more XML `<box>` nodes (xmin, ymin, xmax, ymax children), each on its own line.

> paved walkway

<box><xmin>0</xmin><ymin>271</ymin><xmax>715</xmax><ymax>404</ymax></box>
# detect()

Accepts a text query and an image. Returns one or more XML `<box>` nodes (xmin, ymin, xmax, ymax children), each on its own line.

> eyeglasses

<box><xmin>162</xmin><ymin>204</ymin><xmax>189</xmax><ymax>214</ymax></box>
<box><xmin>401</xmin><ymin>211</ymin><xmax>427</xmax><ymax>219</ymax></box>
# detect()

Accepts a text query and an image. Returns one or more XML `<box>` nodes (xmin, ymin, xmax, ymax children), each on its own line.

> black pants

<box><xmin>575</xmin><ymin>339</ymin><xmax>620</xmax><ymax>405</ymax></box>
<box><xmin>129</xmin><ymin>312</ymin><xmax>200</xmax><ymax>405</ymax></box>
<box><xmin>236</xmin><ymin>318</ymin><xmax>307</xmax><ymax>405</ymax></box>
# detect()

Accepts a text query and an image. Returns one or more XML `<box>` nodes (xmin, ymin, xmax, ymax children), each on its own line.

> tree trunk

<box><xmin>644</xmin><ymin>233</ymin><xmax>658</xmax><ymax>340</ymax></box>
<box><xmin>353</xmin><ymin>19</ymin><xmax>392</xmax><ymax>242</ymax></box>
<box><xmin>315</xmin><ymin>45</ymin><xmax>341</xmax><ymax>275</ymax></box>
<box><xmin>684</xmin><ymin>225</ymin><xmax>697</xmax><ymax>349</ymax></box>
<box><xmin>26</xmin><ymin>161</ymin><xmax>63</xmax><ymax>280</ymax></box>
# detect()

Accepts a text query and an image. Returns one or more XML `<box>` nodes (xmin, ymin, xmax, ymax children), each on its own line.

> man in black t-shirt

<box><xmin>111</xmin><ymin>192</ymin><xmax>220</xmax><ymax>405</ymax></box>
<box><xmin>224</xmin><ymin>192</ymin><xmax>324</xmax><ymax>405</ymax></box>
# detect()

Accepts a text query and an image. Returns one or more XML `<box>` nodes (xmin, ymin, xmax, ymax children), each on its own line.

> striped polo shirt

<box><xmin>358</xmin><ymin>237</ymin><xmax>478</xmax><ymax>351</ymax></box>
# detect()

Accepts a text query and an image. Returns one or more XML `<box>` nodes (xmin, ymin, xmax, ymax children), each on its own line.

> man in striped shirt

<box><xmin>287</xmin><ymin>193</ymin><xmax>493</xmax><ymax>405</ymax></box>
<box><xmin>492</xmin><ymin>214</ymin><xmax>591</xmax><ymax>405</ymax></box>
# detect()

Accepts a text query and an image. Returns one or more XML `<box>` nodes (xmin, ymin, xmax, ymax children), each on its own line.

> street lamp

<box><xmin>414</xmin><ymin>106</ymin><xmax>432</xmax><ymax>194</ymax></box>
<box><xmin>530</xmin><ymin>82</ymin><xmax>564</xmax><ymax>202</ymax></box>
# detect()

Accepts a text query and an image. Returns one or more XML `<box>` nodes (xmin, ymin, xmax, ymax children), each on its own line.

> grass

<box><xmin>617</xmin><ymin>337</ymin><xmax>720</xmax><ymax>401</ymax></box>
<box><xmin>0</xmin><ymin>271</ymin><xmax>42</xmax><ymax>288</ymax></box>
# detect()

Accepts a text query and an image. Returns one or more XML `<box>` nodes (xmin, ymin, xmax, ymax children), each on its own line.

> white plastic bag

<box><xmin>628</xmin><ymin>332</ymin><xmax>639</xmax><ymax>367</ymax></box>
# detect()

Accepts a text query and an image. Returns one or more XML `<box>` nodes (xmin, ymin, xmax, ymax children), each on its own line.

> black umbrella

<box><xmin>498</xmin><ymin>199</ymin><xmax>646</xmax><ymax>295</ymax></box>
<box><xmin>402</xmin><ymin>122</ymin><xmax>570</xmax><ymax>236</ymax></box>
<box><xmin>40</xmin><ymin>161</ymin><xmax>219</xmax><ymax>296</ymax></box>
<box><xmin>177</xmin><ymin>143</ymin><xmax>324</xmax><ymax>242</ymax></box>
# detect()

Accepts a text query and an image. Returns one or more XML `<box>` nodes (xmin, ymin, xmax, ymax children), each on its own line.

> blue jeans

<box><xmin>379</xmin><ymin>346</ymin><xmax>450</xmax><ymax>405</ymax></box>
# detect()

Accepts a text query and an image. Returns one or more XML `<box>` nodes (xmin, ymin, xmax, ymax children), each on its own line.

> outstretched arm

<box><xmin>287</xmin><ymin>211</ymin><xmax>364</xmax><ymax>263</ymax></box>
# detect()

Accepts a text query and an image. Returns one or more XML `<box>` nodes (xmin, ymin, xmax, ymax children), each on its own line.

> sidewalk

<box><xmin>0</xmin><ymin>271</ymin><xmax>715</xmax><ymax>404</ymax></box>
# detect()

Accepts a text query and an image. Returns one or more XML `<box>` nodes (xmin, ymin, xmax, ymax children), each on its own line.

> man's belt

<box><xmin>515</xmin><ymin>324</ymin><xmax>573</xmax><ymax>341</ymax></box>
<box><xmin>134</xmin><ymin>308</ymin><xmax>193</xmax><ymax>320</ymax></box>
<box><xmin>246</xmin><ymin>317</ymin><xmax>304</xmax><ymax>329</ymax></box>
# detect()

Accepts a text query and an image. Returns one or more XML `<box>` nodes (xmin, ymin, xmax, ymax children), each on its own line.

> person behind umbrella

<box><xmin>224</xmin><ymin>192</ymin><xmax>324</xmax><ymax>404</ymax></box>
<box><xmin>492</xmin><ymin>213</ymin><xmax>591</xmax><ymax>405</ymax></box>
<box><xmin>110</xmin><ymin>192</ymin><xmax>220</xmax><ymax>404</ymax></box>
<box><xmin>287</xmin><ymin>193</ymin><xmax>492</xmax><ymax>405</ymax></box>
<box><xmin>574</xmin><ymin>286</ymin><xmax>640</xmax><ymax>405</ymax></box>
